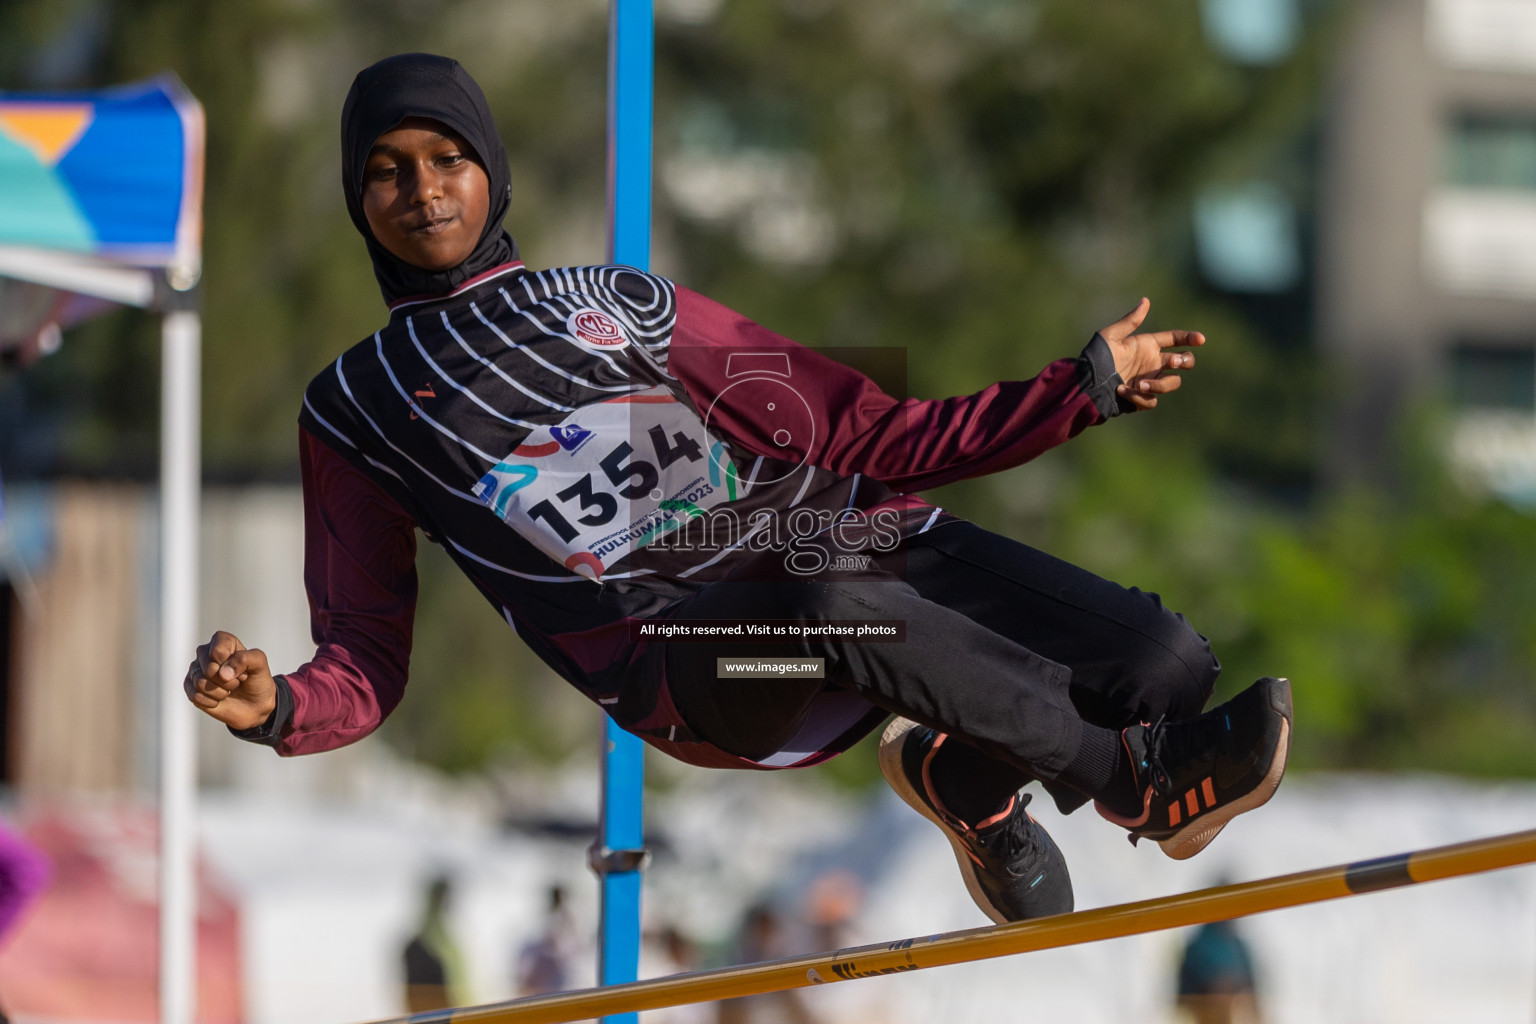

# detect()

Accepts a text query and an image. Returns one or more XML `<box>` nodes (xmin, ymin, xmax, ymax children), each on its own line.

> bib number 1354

<box><xmin>473</xmin><ymin>387</ymin><xmax>736</xmax><ymax>577</ymax></box>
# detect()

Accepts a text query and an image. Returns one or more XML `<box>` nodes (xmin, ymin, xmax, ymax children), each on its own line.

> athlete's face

<box><xmin>361</xmin><ymin>117</ymin><xmax>491</xmax><ymax>272</ymax></box>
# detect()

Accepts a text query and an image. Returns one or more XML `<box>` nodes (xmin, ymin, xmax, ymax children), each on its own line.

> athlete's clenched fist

<box><xmin>184</xmin><ymin>630</ymin><xmax>278</xmax><ymax>730</ymax></box>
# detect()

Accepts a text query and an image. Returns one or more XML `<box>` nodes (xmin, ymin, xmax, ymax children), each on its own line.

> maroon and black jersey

<box><xmin>266</xmin><ymin>261</ymin><xmax>1116</xmax><ymax>761</ymax></box>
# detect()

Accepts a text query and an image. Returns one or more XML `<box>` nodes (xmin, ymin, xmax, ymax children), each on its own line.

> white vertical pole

<box><xmin>159</xmin><ymin>307</ymin><xmax>201</xmax><ymax>1024</ymax></box>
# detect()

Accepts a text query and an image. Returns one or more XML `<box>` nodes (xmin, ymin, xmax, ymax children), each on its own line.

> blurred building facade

<box><xmin>1318</xmin><ymin>0</ymin><xmax>1536</xmax><ymax>493</ymax></box>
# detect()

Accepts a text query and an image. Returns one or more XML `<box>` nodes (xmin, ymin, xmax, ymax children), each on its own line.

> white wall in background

<box><xmin>199</xmin><ymin>770</ymin><xmax>1536</xmax><ymax>1024</ymax></box>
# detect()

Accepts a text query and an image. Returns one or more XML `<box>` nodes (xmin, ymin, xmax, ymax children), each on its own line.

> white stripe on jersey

<box><xmin>524</xmin><ymin>268</ymin><xmax>674</xmax><ymax>346</ymax></box>
<box><xmin>743</xmin><ymin>456</ymin><xmax>764</xmax><ymax>494</ymax></box>
<box><xmin>526</xmin><ymin>291</ymin><xmax>631</xmax><ymax>377</ymax></box>
<box><xmin>675</xmin><ymin>516</ymin><xmax>771</xmax><ymax>579</ymax></box>
<box><xmin>304</xmin><ymin>389</ymin><xmax>420</xmax><ymax>491</ymax></box>
<box><xmin>407</xmin><ymin>315</ymin><xmax>544</xmax><ymax>428</ymax></box>
<box><xmin>522</xmin><ymin>271</ymin><xmax>550</xmax><ymax>302</ymax></box>
<box><xmin>335</xmin><ymin>352</ymin><xmax>485</xmax><ymax>505</ymax></box>
<box><xmin>331</xmin><ymin>357</ymin><xmax>637</xmax><ymax>587</ymax></box>
<box><xmin>302</xmin><ymin>393</ymin><xmax>358</xmax><ymax>450</ymax></box>
<box><xmin>603</xmin><ymin>267</ymin><xmax>670</xmax><ymax>322</ymax></box>
<box><xmin>550</xmin><ymin>285</ymin><xmax>653</xmax><ymax>338</ymax></box>
<box><xmin>477</xmin><ymin>293</ymin><xmax>646</xmax><ymax>394</ymax></box>
<box><xmin>440</xmin><ymin>309</ymin><xmax>575</xmax><ymax>412</ymax></box>
<box><xmin>788</xmin><ymin>466</ymin><xmax>816</xmax><ymax>508</ymax></box>
<box><xmin>919</xmin><ymin>507</ymin><xmax>942</xmax><ymax>533</ymax></box>
<box><xmin>373</xmin><ymin>334</ymin><xmax>502</xmax><ymax>464</ymax></box>
<box><xmin>598</xmin><ymin>275</ymin><xmax>673</xmax><ymax>343</ymax></box>
<box><xmin>303</xmin><ymin>393</ymin><xmax>407</xmax><ymax>485</ymax></box>
<box><xmin>527</xmin><ymin>267</ymin><xmax>676</xmax><ymax>340</ymax></box>
<box><xmin>586</xmin><ymin>266</ymin><xmax>674</xmax><ymax>327</ymax></box>
<box><xmin>446</xmin><ymin>534</ymin><xmax>595</xmax><ymax>584</ymax></box>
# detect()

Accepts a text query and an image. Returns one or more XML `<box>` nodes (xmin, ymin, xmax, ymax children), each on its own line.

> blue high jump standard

<box><xmin>594</xmin><ymin>4</ymin><xmax>654</xmax><ymax>1024</ymax></box>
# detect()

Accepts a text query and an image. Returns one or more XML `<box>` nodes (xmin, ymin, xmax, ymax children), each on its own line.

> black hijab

<box><xmin>341</xmin><ymin>53</ymin><xmax>519</xmax><ymax>306</ymax></box>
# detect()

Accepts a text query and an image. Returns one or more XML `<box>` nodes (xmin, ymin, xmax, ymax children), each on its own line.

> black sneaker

<box><xmin>879</xmin><ymin>717</ymin><xmax>1073</xmax><ymax>924</ymax></box>
<box><xmin>1096</xmin><ymin>676</ymin><xmax>1292</xmax><ymax>860</ymax></box>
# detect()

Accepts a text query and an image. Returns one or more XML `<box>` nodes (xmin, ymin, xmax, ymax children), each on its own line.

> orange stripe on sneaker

<box><xmin>1202</xmin><ymin>777</ymin><xmax>1216</xmax><ymax>808</ymax></box>
<box><xmin>1168</xmin><ymin>802</ymin><xmax>1181</xmax><ymax>827</ymax></box>
<box><xmin>973</xmin><ymin>795</ymin><xmax>1016</xmax><ymax>831</ymax></box>
<box><xmin>1185</xmin><ymin>790</ymin><xmax>1199</xmax><ymax>817</ymax></box>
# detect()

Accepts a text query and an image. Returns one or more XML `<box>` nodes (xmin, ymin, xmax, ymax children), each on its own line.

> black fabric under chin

<box><xmin>926</xmin><ymin>736</ymin><xmax>1035</xmax><ymax>827</ymax></box>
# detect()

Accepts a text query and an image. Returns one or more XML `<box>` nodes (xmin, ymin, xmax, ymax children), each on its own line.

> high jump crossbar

<box><xmin>369</xmin><ymin>827</ymin><xmax>1536</xmax><ymax>1024</ymax></box>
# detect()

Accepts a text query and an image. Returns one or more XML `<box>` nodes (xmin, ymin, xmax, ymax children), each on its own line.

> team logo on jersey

<box><xmin>550</xmin><ymin>424</ymin><xmax>594</xmax><ymax>452</ymax></box>
<box><xmin>408</xmin><ymin>382</ymin><xmax>437</xmax><ymax>421</ymax></box>
<box><xmin>567</xmin><ymin>309</ymin><xmax>630</xmax><ymax>352</ymax></box>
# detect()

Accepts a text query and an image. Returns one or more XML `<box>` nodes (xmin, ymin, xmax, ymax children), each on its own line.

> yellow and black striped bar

<box><xmin>371</xmin><ymin>827</ymin><xmax>1536</xmax><ymax>1024</ymax></box>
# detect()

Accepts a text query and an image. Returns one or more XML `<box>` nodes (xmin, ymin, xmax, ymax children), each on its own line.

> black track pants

<box><xmin>662</xmin><ymin>521</ymin><xmax>1220</xmax><ymax>805</ymax></box>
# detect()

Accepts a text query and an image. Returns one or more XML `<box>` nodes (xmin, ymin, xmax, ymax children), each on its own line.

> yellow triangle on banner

<box><xmin>0</xmin><ymin>103</ymin><xmax>94</xmax><ymax>166</ymax></box>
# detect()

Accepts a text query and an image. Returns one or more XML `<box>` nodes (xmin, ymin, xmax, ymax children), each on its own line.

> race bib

<box><xmin>473</xmin><ymin>386</ymin><xmax>739</xmax><ymax>578</ymax></box>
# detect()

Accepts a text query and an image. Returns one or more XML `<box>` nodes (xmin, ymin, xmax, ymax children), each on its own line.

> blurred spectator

<box><xmin>0</xmin><ymin>821</ymin><xmax>49</xmax><ymax>1024</ymax></box>
<box><xmin>803</xmin><ymin>870</ymin><xmax>862</xmax><ymax>952</ymax></box>
<box><xmin>402</xmin><ymin>874</ymin><xmax>464</xmax><ymax>1012</ymax></box>
<box><xmin>642</xmin><ymin>922</ymin><xmax>711</xmax><ymax>1024</ymax></box>
<box><xmin>1174</xmin><ymin>918</ymin><xmax>1264</xmax><ymax>1024</ymax></box>
<box><xmin>716</xmin><ymin>903</ymin><xmax>820</xmax><ymax>1024</ymax></box>
<box><xmin>798</xmin><ymin>872</ymin><xmax>890</xmax><ymax>1024</ymax></box>
<box><xmin>517</xmin><ymin>884</ymin><xmax>578</xmax><ymax>996</ymax></box>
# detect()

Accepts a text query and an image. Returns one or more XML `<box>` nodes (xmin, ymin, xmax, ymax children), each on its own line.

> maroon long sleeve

<box><xmin>274</xmin><ymin>428</ymin><xmax>419</xmax><ymax>756</ymax></box>
<box><xmin>667</xmin><ymin>286</ymin><xmax>1103</xmax><ymax>493</ymax></box>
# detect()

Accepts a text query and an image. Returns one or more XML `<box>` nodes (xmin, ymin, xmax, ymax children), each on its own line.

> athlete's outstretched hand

<box><xmin>185</xmin><ymin>630</ymin><xmax>278</xmax><ymax>730</ymax></box>
<box><xmin>1098</xmin><ymin>297</ymin><xmax>1205</xmax><ymax>412</ymax></box>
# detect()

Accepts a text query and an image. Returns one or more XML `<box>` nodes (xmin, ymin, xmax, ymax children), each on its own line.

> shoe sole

<box><xmin>1157</xmin><ymin>679</ymin><xmax>1293</xmax><ymax>861</ymax></box>
<box><xmin>878</xmin><ymin>717</ymin><xmax>1010</xmax><ymax>926</ymax></box>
